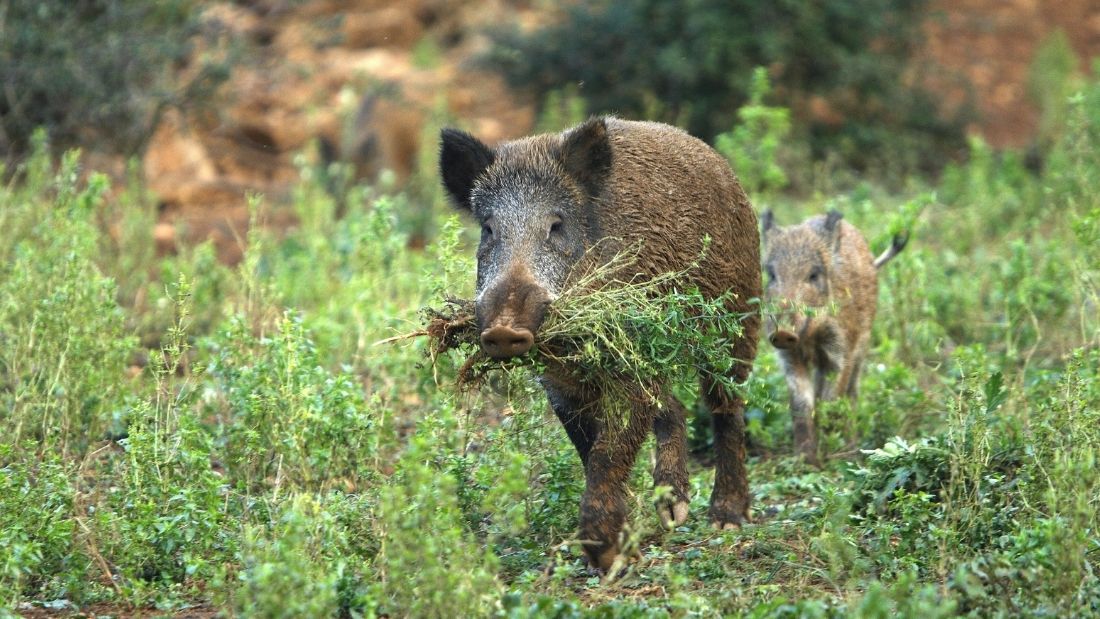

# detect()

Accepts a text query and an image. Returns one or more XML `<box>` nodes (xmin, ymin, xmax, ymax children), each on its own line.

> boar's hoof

<box><xmin>657</xmin><ymin>499</ymin><xmax>691</xmax><ymax>529</ymax></box>
<box><xmin>709</xmin><ymin>502</ymin><xmax>749</xmax><ymax>531</ymax></box>
<box><xmin>769</xmin><ymin>330</ymin><xmax>799</xmax><ymax>349</ymax></box>
<box><xmin>480</xmin><ymin>325</ymin><xmax>535</xmax><ymax>359</ymax></box>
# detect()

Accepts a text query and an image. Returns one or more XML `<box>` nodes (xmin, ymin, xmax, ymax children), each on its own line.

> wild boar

<box><xmin>439</xmin><ymin>117</ymin><xmax>761</xmax><ymax>571</ymax></box>
<box><xmin>761</xmin><ymin>209</ymin><xmax>907</xmax><ymax>464</ymax></box>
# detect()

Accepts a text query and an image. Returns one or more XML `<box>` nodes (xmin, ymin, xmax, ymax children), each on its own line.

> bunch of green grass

<box><xmin>419</xmin><ymin>244</ymin><xmax>751</xmax><ymax>421</ymax></box>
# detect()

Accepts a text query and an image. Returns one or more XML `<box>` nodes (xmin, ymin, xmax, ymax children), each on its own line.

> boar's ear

<box><xmin>440</xmin><ymin>128</ymin><xmax>495</xmax><ymax>212</ymax></box>
<box><xmin>822</xmin><ymin>209</ymin><xmax>844</xmax><ymax>251</ymax></box>
<box><xmin>561</xmin><ymin>117</ymin><xmax>612</xmax><ymax>199</ymax></box>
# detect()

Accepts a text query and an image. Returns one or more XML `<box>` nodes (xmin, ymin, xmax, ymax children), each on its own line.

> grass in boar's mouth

<box><xmin>406</xmin><ymin>244</ymin><xmax>754</xmax><ymax>423</ymax></box>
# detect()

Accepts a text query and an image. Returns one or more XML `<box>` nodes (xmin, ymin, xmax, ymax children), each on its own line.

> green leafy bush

<box><xmin>203</xmin><ymin>313</ymin><xmax>382</xmax><ymax>492</ymax></box>
<box><xmin>235</xmin><ymin>495</ymin><xmax>346</xmax><ymax>619</ymax></box>
<box><xmin>715</xmin><ymin>68</ymin><xmax>794</xmax><ymax>201</ymax></box>
<box><xmin>95</xmin><ymin>284</ymin><xmax>235</xmax><ymax>603</ymax></box>
<box><xmin>376</xmin><ymin>432</ymin><xmax>502</xmax><ymax>618</ymax></box>
<box><xmin>0</xmin><ymin>450</ymin><xmax>86</xmax><ymax>607</ymax></box>
<box><xmin>0</xmin><ymin>141</ymin><xmax>135</xmax><ymax>458</ymax></box>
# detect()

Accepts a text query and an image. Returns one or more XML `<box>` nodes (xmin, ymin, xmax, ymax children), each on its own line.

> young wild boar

<box><xmin>439</xmin><ymin>117</ymin><xmax>760</xmax><ymax>571</ymax></box>
<box><xmin>761</xmin><ymin>210</ymin><xmax>907</xmax><ymax>464</ymax></box>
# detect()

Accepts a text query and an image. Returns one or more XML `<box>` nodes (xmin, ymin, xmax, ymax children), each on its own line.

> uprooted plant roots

<box><xmin>419</xmin><ymin>297</ymin><xmax>496</xmax><ymax>388</ymax></box>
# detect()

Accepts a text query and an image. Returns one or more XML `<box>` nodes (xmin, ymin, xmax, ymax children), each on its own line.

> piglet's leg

<box><xmin>784</xmin><ymin>359</ymin><xmax>819</xmax><ymax>465</ymax></box>
<box><xmin>842</xmin><ymin>353</ymin><xmax>865</xmax><ymax>401</ymax></box>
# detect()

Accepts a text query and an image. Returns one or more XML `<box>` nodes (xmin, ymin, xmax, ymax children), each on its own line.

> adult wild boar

<box><xmin>439</xmin><ymin>117</ymin><xmax>761</xmax><ymax>571</ymax></box>
<box><xmin>761</xmin><ymin>210</ymin><xmax>907</xmax><ymax>464</ymax></box>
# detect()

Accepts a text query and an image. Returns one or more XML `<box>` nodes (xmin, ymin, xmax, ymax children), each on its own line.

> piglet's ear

<box><xmin>440</xmin><ymin>128</ymin><xmax>495</xmax><ymax>212</ymax></box>
<box><xmin>561</xmin><ymin>117</ymin><xmax>612</xmax><ymax>199</ymax></box>
<box><xmin>822</xmin><ymin>209</ymin><xmax>844</xmax><ymax>250</ymax></box>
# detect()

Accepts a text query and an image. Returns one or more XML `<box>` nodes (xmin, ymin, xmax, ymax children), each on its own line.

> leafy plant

<box><xmin>235</xmin><ymin>495</ymin><xmax>345</xmax><ymax>619</ymax></box>
<box><xmin>715</xmin><ymin>68</ymin><xmax>794</xmax><ymax>201</ymax></box>
<box><xmin>375</xmin><ymin>432</ymin><xmax>502</xmax><ymax>618</ymax></box>
<box><xmin>422</xmin><ymin>244</ymin><xmax>750</xmax><ymax>428</ymax></box>
<box><xmin>0</xmin><ymin>140</ymin><xmax>135</xmax><ymax>459</ymax></box>
<box><xmin>203</xmin><ymin>312</ymin><xmax>381</xmax><ymax>492</ymax></box>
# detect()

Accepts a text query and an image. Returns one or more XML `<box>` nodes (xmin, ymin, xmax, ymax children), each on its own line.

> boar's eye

<box><xmin>808</xmin><ymin>267</ymin><xmax>823</xmax><ymax>283</ymax></box>
<box><xmin>481</xmin><ymin>223</ymin><xmax>494</xmax><ymax>238</ymax></box>
<box><xmin>765</xmin><ymin>265</ymin><xmax>776</xmax><ymax>284</ymax></box>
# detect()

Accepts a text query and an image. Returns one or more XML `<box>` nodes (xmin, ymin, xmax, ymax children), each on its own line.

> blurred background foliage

<box><xmin>0</xmin><ymin>0</ymin><xmax>230</xmax><ymax>161</ymax></box>
<box><xmin>487</xmin><ymin>0</ymin><xmax>970</xmax><ymax>178</ymax></box>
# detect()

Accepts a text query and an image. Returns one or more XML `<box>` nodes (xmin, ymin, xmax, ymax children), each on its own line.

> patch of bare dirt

<box><xmin>921</xmin><ymin>0</ymin><xmax>1100</xmax><ymax>148</ymax></box>
<box><xmin>142</xmin><ymin>0</ymin><xmax>536</xmax><ymax>263</ymax></box>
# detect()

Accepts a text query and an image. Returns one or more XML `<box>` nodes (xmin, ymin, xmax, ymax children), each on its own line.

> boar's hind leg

<box><xmin>579</xmin><ymin>400</ymin><xmax>654</xmax><ymax>572</ymax></box>
<box><xmin>702</xmin><ymin>375</ymin><xmax>751</xmax><ymax>529</ymax></box>
<box><xmin>652</xmin><ymin>396</ymin><xmax>690</xmax><ymax>528</ymax></box>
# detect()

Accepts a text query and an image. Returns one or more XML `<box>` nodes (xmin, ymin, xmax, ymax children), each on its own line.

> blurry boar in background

<box><xmin>762</xmin><ymin>210</ymin><xmax>907</xmax><ymax>464</ymax></box>
<box><xmin>438</xmin><ymin>116</ymin><xmax>761</xmax><ymax>571</ymax></box>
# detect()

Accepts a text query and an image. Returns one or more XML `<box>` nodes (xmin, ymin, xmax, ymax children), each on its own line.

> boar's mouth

<box><xmin>475</xmin><ymin>274</ymin><xmax>552</xmax><ymax>359</ymax></box>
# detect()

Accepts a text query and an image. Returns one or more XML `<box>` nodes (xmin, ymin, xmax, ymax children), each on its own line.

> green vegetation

<box><xmin>2</xmin><ymin>57</ymin><xmax>1100</xmax><ymax>619</ymax></box>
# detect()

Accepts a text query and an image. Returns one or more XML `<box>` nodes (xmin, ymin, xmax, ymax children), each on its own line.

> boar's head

<box><xmin>439</xmin><ymin>118</ymin><xmax>611</xmax><ymax>359</ymax></box>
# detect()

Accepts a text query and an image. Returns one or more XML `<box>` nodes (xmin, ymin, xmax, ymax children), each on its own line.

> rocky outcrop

<box><xmin>143</xmin><ymin>0</ymin><xmax>535</xmax><ymax>263</ymax></box>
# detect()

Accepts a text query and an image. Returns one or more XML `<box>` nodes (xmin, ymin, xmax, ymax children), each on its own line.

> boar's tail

<box><xmin>873</xmin><ymin>231</ymin><xmax>909</xmax><ymax>269</ymax></box>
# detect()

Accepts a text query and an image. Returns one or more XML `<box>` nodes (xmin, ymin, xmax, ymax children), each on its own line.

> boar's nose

<box><xmin>769</xmin><ymin>329</ymin><xmax>799</xmax><ymax>349</ymax></box>
<box><xmin>480</xmin><ymin>325</ymin><xmax>535</xmax><ymax>359</ymax></box>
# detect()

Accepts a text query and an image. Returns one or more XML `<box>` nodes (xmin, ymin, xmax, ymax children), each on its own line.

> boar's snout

<box><xmin>475</xmin><ymin>265</ymin><xmax>552</xmax><ymax>359</ymax></box>
<box><xmin>769</xmin><ymin>329</ymin><xmax>799</xmax><ymax>349</ymax></box>
<box><xmin>480</xmin><ymin>325</ymin><xmax>535</xmax><ymax>359</ymax></box>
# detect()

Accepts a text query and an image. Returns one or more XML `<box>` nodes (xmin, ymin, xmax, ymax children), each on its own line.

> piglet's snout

<box><xmin>480</xmin><ymin>325</ymin><xmax>535</xmax><ymax>359</ymax></box>
<box><xmin>769</xmin><ymin>329</ymin><xmax>799</xmax><ymax>349</ymax></box>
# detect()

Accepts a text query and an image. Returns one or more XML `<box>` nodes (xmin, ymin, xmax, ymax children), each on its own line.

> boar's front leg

<box><xmin>577</xmin><ymin>398</ymin><xmax>654</xmax><ymax>572</ymax></box>
<box><xmin>702</xmin><ymin>375</ymin><xmax>751</xmax><ymax>529</ymax></box>
<box><xmin>545</xmin><ymin>381</ymin><xmax>652</xmax><ymax>571</ymax></box>
<box><xmin>652</xmin><ymin>395</ymin><xmax>690</xmax><ymax>528</ymax></box>
<box><xmin>545</xmin><ymin>383</ymin><xmax>599</xmax><ymax>464</ymax></box>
